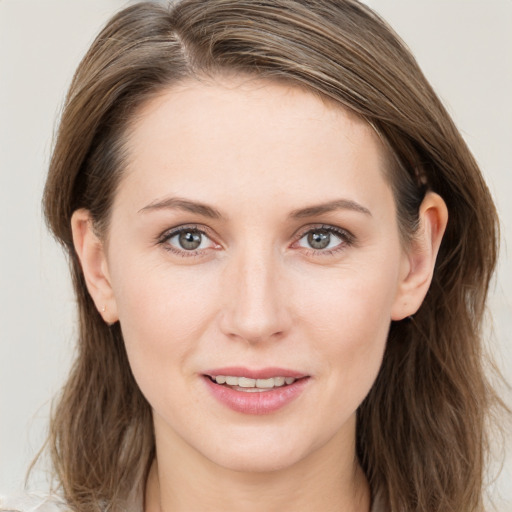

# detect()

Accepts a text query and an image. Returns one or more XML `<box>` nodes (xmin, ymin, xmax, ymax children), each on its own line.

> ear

<box><xmin>71</xmin><ymin>209</ymin><xmax>119</xmax><ymax>324</ymax></box>
<box><xmin>391</xmin><ymin>192</ymin><xmax>448</xmax><ymax>321</ymax></box>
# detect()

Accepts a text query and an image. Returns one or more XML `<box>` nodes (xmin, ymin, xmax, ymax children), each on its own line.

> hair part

<box><xmin>41</xmin><ymin>1</ymin><xmax>505</xmax><ymax>511</ymax></box>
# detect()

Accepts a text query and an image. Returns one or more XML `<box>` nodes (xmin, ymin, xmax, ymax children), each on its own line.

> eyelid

<box><xmin>291</xmin><ymin>224</ymin><xmax>355</xmax><ymax>253</ymax></box>
<box><xmin>156</xmin><ymin>224</ymin><xmax>221</xmax><ymax>256</ymax></box>
<box><xmin>157</xmin><ymin>223</ymin><xmax>210</xmax><ymax>243</ymax></box>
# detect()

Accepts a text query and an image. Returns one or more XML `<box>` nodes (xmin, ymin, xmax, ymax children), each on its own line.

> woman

<box><xmin>1</xmin><ymin>0</ymin><xmax>507</xmax><ymax>511</ymax></box>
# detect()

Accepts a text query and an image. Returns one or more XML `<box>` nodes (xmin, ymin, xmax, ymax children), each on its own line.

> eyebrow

<box><xmin>138</xmin><ymin>196</ymin><xmax>371</xmax><ymax>219</ymax></box>
<box><xmin>289</xmin><ymin>199</ymin><xmax>372</xmax><ymax>218</ymax></box>
<box><xmin>138</xmin><ymin>197</ymin><xmax>223</xmax><ymax>219</ymax></box>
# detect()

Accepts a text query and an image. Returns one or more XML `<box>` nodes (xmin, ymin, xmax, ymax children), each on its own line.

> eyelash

<box><xmin>293</xmin><ymin>224</ymin><xmax>355</xmax><ymax>256</ymax></box>
<box><xmin>156</xmin><ymin>224</ymin><xmax>216</xmax><ymax>258</ymax></box>
<box><xmin>156</xmin><ymin>223</ymin><xmax>355</xmax><ymax>258</ymax></box>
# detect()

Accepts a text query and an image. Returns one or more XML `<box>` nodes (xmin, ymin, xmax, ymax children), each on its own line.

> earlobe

<box><xmin>71</xmin><ymin>209</ymin><xmax>119</xmax><ymax>324</ymax></box>
<box><xmin>391</xmin><ymin>192</ymin><xmax>448</xmax><ymax>321</ymax></box>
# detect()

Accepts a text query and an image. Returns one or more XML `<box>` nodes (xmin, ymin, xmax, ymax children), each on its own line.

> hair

<box><xmin>40</xmin><ymin>1</ymin><xmax>506</xmax><ymax>511</ymax></box>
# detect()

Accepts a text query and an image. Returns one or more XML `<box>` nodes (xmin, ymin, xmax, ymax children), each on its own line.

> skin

<box><xmin>72</xmin><ymin>77</ymin><xmax>447</xmax><ymax>512</ymax></box>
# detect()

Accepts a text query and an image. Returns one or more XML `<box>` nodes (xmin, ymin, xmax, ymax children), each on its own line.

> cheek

<box><xmin>296</xmin><ymin>258</ymin><xmax>400</xmax><ymax>398</ymax></box>
<box><xmin>299</xmin><ymin>260</ymin><xmax>399</xmax><ymax>340</ymax></box>
<box><xmin>108</xmin><ymin>257</ymin><xmax>218</xmax><ymax>390</ymax></box>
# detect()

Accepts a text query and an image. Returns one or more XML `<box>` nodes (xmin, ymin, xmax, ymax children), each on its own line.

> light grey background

<box><xmin>1</xmin><ymin>0</ymin><xmax>510</xmax><ymax>508</ymax></box>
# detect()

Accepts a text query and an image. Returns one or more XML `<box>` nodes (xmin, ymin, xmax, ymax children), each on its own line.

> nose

<box><xmin>219</xmin><ymin>247</ymin><xmax>292</xmax><ymax>344</ymax></box>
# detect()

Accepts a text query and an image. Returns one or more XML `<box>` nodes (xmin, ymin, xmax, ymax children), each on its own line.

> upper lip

<box><xmin>203</xmin><ymin>367</ymin><xmax>307</xmax><ymax>380</ymax></box>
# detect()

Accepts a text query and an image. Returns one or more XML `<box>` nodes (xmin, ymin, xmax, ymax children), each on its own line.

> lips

<box><xmin>204</xmin><ymin>366</ymin><xmax>306</xmax><ymax>380</ymax></box>
<box><xmin>202</xmin><ymin>367</ymin><xmax>310</xmax><ymax>414</ymax></box>
<box><xmin>210</xmin><ymin>375</ymin><xmax>297</xmax><ymax>390</ymax></box>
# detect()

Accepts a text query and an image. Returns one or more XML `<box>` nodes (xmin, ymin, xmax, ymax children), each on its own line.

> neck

<box><xmin>144</xmin><ymin>418</ymin><xmax>370</xmax><ymax>512</ymax></box>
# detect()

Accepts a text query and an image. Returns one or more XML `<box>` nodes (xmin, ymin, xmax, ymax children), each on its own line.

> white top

<box><xmin>0</xmin><ymin>494</ymin><xmax>68</xmax><ymax>512</ymax></box>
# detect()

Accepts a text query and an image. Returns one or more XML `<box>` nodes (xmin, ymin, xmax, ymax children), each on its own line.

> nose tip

<box><xmin>222</xmin><ymin>302</ymin><xmax>286</xmax><ymax>344</ymax></box>
<box><xmin>219</xmin><ymin>254</ymin><xmax>291</xmax><ymax>344</ymax></box>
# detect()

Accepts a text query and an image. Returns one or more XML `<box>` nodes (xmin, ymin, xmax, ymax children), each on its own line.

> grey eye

<box><xmin>297</xmin><ymin>228</ymin><xmax>345</xmax><ymax>251</ymax></box>
<box><xmin>178</xmin><ymin>230</ymin><xmax>203</xmax><ymax>250</ymax></box>
<box><xmin>164</xmin><ymin>227</ymin><xmax>216</xmax><ymax>254</ymax></box>
<box><xmin>307</xmin><ymin>230</ymin><xmax>331</xmax><ymax>249</ymax></box>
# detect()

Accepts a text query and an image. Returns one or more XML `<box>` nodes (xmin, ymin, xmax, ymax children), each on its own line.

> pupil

<box><xmin>308</xmin><ymin>230</ymin><xmax>330</xmax><ymax>249</ymax></box>
<box><xmin>179</xmin><ymin>231</ymin><xmax>202</xmax><ymax>250</ymax></box>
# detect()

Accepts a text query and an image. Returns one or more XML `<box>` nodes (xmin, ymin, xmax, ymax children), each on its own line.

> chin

<box><xmin>196</xmin><ymin>427</ymin><xmax>319</xmax><ymax>474</ymax></box>
<box><xmin>209</xmin><ymin>447</ymin><xmax>306</xmax><ymax>474</ymax></box>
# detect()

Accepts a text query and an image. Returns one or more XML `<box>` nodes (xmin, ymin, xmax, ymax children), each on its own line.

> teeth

<box><xmin>238</xmin><ymin>377</ymin><xmax>256</xmax><ymax>388</ymax></box>
<box><xmin>213</xmin><ymin>375</ymin><xmax>297</xmax><ymax>388</ymax></box>
<box><xmin>256</xmin><ymin>378</ymin><xmax>274</xmax><ymax>389</ymax></box>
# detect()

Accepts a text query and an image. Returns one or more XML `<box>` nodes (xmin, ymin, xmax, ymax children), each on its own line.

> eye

<box><xmin>296</xmin><ymin>226</ymin><xmax>352</xmax><ymax>253</ymax></box>
<box><xmin>172</xmin><ymin>230</ymin><xmax>205</xmax><ymax>250</ymax></box>
<box><xmin>159</xmin><ymin>226</ymin><xmax>218</xmax><ymax>255</ymax></box>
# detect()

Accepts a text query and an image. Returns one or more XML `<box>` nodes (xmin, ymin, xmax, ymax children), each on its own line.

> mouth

<box><xmin>202</xmin><ymin>369</ymin><xmax>310</xmax><ymax>414</ymax></box>
<box><xmin>205</xmin><ymin>374</ymin><xmax>304</xmax><ymax>392</ymax></box>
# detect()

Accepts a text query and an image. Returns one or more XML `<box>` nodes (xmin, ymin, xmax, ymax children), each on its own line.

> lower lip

<box><xmin>203</xmin><ymin>376</ymin><xmax>309</xmax><ymax>415</ymax></box>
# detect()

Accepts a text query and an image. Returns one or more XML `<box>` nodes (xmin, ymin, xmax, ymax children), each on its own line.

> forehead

<box><xmin>128</xmin><ymin>75</ymin><xmax>370</xmax><ymax>141</ymax></box>
<box><xmin>119</xmin><ymin>76</ymin><xmax>393</xmax><ymax>215</ymax></box>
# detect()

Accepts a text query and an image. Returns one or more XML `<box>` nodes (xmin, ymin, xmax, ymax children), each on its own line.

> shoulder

<box><xmin>0</xmin><ymin>493</ymin><xmax>69</xmax><ymax>512</ymax></box>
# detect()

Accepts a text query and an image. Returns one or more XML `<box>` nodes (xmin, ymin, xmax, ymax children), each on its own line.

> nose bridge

<box><xmin>221</xmin><ymin>242</ymin><xmax>289</xmax><ymax>343</ymax></box>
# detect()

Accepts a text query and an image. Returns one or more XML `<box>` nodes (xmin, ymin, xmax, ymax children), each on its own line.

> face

<box><xmin>96</xmin><ymin>77</ymin><xmax>414</xmax><ymax>473</ymax></box>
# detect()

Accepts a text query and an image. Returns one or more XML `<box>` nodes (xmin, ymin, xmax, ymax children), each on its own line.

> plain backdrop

<box><xmin>1</xmin><ymin>0</ymin><xmax>511</xmax><ymax>508</ymax></box>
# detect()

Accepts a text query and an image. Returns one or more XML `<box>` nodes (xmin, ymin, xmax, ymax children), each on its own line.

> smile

<box><xmin>209</xmin><ymin>375</ymin><xmax>297</xmax><ymax>391</ymax></box>
<box><xmin>203</xmin><ymin>368</ymin><xmax>310</xmax><ymax>414</ymax></box>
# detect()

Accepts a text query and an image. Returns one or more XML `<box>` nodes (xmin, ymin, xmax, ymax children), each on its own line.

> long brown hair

<box><xmin>41</xmin><ymin>1</ymin><xmax>505</xmax><ymax>510</ymax></box>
